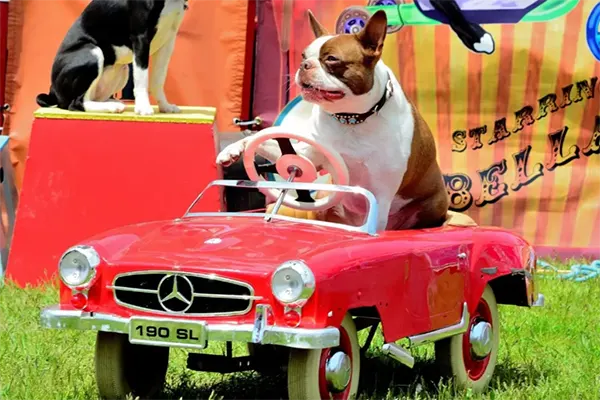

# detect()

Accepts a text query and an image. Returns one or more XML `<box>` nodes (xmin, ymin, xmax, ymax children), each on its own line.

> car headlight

<box><xmin>58</xmin><ymin>245</ymin><xmax>101</xmax><ymax>288</ymax></box>
<box><xmin>271</xmin><ymin>260</ymin><xmax>315</xmax><ymax>306</ymax></box>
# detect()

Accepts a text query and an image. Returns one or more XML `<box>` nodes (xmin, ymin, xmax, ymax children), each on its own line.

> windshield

<box><xmin>183</xmin><ymin>180</ymin><xmax>379</xmax><ymax>236</ymax></box>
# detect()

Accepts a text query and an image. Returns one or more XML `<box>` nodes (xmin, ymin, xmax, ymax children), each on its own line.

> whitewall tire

<box><xmin>287</xmin><ymin>313</ymin><xmax>360</xmax><ymax>399</ymax></box>
<box><xmin>95</xmin><ymin>331</ymin><xmax>169</xmax><ymax>399</ymax></box>
<box><xmin>434</xmin><ymin>285</ymin><xmax>500</xmax><ymax>393</ymax></box>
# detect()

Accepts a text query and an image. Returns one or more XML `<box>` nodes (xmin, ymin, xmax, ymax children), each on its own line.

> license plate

<box><xmin>129</xmin><ymin>317</ymin><xmax>207</xmax><ymax>350</ymax></box>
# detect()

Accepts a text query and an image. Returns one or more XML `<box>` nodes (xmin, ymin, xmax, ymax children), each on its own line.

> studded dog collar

<box><xmin>329</xmin><ymin>74</ymin><xmax>394</xmax><ymax>125</ymax></box>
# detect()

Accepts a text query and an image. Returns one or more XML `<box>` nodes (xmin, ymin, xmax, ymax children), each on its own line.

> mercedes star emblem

<box><xmin>157</xmin><ymin>274</ymin><xmax>194</xmax><ymax>313</ymax></box>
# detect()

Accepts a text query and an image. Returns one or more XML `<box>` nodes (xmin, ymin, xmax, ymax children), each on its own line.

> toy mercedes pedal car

<box><xmin>40</xmin><ymin>127</ymin><xmax>545</xmax><ymax>399</ymax></box>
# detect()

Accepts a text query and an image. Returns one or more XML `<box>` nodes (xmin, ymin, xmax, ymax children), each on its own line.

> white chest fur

<box><xmin>309</xmin><ymin>63</ymin><xmax>415</xmax><ymax>218</ymax></box>
<box><xmin>112</xmin><ymin>0</ymin><xmax>185</xmax><ymax>65</ymax></box>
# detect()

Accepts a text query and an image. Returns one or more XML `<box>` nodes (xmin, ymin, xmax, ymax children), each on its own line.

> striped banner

<box><xmin>275</xmin><ymin>0</ymin><xmax>600</xmax><ymax>257</ymax></box>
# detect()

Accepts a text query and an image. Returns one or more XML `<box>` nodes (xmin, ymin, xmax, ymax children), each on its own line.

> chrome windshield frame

<box><xmin>183</xmin><ymin>179</ymin><xmax>379</xmax><ymax>236</ymax></box>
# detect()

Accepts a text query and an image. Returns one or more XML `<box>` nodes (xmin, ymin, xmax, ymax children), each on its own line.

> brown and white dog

<box><xmin>217</xmin><ymin>10</ymin><xmax>449</xmax><ymax>231</ymax></box>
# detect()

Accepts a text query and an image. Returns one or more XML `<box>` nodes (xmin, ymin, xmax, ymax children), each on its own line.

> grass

<box><xmin>0</xmin><ymin>259</ymin><xmax>599</xmax><ymax>400</ymax></box>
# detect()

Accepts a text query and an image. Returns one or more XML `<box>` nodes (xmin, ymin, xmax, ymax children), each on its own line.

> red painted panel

<box><xmin>6</xmin><ymin>116</ymin><xmax>222</xmax><ymax>287</ymax></box>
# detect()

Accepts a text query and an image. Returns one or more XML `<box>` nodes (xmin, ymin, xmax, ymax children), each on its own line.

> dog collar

<box><xmin>329</xmin><ymin>74</ymin><xmax>394</xmax><ymax>125</ymax></box>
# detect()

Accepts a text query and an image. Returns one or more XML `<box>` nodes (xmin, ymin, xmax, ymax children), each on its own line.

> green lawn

<box><xmin>1</xmin><ymin>260</ymin><xmax>599</xmax><ymax>400</ymax></box>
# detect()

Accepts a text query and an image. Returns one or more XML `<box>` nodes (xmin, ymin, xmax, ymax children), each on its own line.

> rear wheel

<box><xmin>287</xmin><ymin>313</ymin><xmax>360</xmax><ymax>400</ymax></box>
<box><xmin>95</xmin><ymin>331</ymin><xmax>169</xmax><ymax>399</ymax></box>
<box><xmin>434</xmin><ymin>285</ymin><xmax>500</xmax><ymax>393</ymax></box>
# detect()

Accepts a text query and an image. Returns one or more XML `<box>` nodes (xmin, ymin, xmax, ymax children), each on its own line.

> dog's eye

<box><xmin>301</xmin><ymin>52</ymin><xmax>307</xmax><ymax>60</ymax></box>
<box><xmin>325</xmin><ymin>55</ymin><xmax>339</xmax><ymax>62</ymax></box>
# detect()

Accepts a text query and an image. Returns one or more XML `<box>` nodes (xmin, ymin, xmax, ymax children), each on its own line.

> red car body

<box><xmin>52</xmin><ymin>214</ymin><xmax>537</xmax><ymax>343</ymax></box>
<box><xmin>40</xmin><ymin>179</ymin><xmax>543</xmax><ymax>399</ymax></box>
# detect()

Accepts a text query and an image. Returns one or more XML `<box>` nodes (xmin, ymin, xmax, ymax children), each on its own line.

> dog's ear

<box><xmin>307</xmin><ymin>10</ymin><xmax>328</xmax><ymax>38</ymax></box>
<box><xmin>358</xmin><ymin>10</ymin><xmax>387</xmax><ymax>57</ymax></box>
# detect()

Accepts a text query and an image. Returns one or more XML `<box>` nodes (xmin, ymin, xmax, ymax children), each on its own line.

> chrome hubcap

<box><xmin>469</xmin><ymin>321</ymin><xmax>493</xmax><ymax>358</ymax></box>
<box><xmin>325</xmin><ymin>351</ymin><xmax>352</xmax><ymax>392</ymax></box>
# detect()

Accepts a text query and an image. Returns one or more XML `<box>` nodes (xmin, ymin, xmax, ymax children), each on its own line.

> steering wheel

<box><xmin>243</xmin><ymin>126</ymin><xmax>350</xmax><ymax>212</ymax></box>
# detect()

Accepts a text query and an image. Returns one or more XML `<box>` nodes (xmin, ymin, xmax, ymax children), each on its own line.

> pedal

<box><xmin>381</xmin><ymin>343</ymin><xmax>415</xmax><ymax>368</ymax></box>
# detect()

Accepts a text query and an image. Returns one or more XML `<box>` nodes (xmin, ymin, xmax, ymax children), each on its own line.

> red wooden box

<box><xmin>7</xmin><ymin>105</ymin><xmax>223</xmax><ymax>287</ymax></box>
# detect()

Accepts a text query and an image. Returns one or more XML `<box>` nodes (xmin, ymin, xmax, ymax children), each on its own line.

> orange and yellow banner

<box><xmin>277</xmin><ymin>0</ymin><xmax>599</xmax><ymax>257</ymax></box>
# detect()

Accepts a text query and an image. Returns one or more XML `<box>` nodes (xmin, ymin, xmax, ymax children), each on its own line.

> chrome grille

<box><xmin>109</xmin><ymin>271</ymin><xmax>258</xmax><ymax>316</ymax></box>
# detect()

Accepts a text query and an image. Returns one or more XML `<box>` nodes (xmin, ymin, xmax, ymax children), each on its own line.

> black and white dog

<box><xmin>36</xmin><ymin>0</ymin><xmax>187</xmax><ymax>115</ymax></box>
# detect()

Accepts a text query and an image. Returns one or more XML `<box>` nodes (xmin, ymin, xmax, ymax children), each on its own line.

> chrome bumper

<box><xmin>40</xmin><ymin>305</ymin><xmax>339</xmax><ymax>350</ymax></box>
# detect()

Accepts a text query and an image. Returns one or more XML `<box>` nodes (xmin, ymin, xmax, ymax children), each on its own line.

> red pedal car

<box><xmin>40</xmin><ymin>128</ymin><xmax>545</xmax><ymax>399</ymax></box>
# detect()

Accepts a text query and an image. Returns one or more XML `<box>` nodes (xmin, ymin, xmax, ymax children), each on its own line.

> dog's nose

<box><xmin>301</xmin><ymin>60</ymin><xmax>315</xmax><ymax>70</ymax></box>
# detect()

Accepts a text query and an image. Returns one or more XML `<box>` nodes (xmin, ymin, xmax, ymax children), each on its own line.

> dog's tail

<box><xmin>36</xmin><ymin>90</ymin><xmax>58</xmax><ymax>107</ymax></box>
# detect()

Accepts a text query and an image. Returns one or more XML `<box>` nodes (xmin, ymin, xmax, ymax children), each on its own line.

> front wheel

<box><xmin>287</xmin><ymin>313</ymin><xmax>360</xmax><ymax>400</ymax></box>
<box><xmin>434</xmin><ymin>285</ymin><xmax>500</xmax><ymax>393</ymax></box>
<box><xmin>95</xmin><ymin>331</ymin><xmax>169</xmax><ymax>399</ymax></box>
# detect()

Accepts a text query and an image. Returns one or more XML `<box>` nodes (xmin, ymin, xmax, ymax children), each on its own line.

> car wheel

<box><xmin>95</xmin><ymin>331</ymin><xmax>169</xmax><ymax>399</ymax></box>
<box><xmin>434</xmin><ymin>285</ymin><xmax>500</xmax><ymax>393</ymax></box>
<box><xmin>335</xmin><ymin>7</ymin><xmax>372</xmax><ymax>35</ymax></box>
<box><xmin>367</xmin><ymin>0</ymin><xmax>404</xmax><ymax>34</ymax></box>
<box><xmin>287</xmin><ymin>313</ymin><xmax>360</xmax><ymax>400</ymax></box>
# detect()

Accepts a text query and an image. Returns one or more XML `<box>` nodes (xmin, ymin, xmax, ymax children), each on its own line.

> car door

<box><xmin>401</xmin><ymin>228</ymin><xmax>470</xmax><ymax>333</ymax></box>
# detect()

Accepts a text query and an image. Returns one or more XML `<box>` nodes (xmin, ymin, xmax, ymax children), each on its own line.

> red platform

<box><xmin>7</xmin><ymin>105</ymin><xmax>223</xmax><ymax>287</ymax></box>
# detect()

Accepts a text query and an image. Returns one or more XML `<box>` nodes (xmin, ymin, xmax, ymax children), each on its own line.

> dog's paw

<box><xmin>158</xmin><ymin>102</ymin><xmax>181</xmax><ymax>114</ymax></box>
<box><xmin>216</xmin><ymin>141</ymin><xmax>246</xmax><ymax>167</ymax></box>
<box><xmin>106</xmin><ymin>101</ymin><xmax>126</xmax><ymax>114</ymax></box>
<box><xmin>135</xmin><ymin>102</ymin><xmax>155</xmax><ymax>116</ymax></box>
<box><xmin>473</xmin><ymin>33</ymin><xmax>495</xmax><ymax>54</ymax></box>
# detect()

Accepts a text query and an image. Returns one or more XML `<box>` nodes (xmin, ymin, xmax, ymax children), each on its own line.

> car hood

<box><xmin>86</xmin><ymin>216</ymin><xmax>366</xmax><ymax>275</ymax></box>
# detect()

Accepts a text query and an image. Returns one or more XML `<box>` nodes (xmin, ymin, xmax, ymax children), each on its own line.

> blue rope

<box><xmin>537</xmin><ymin>259</ymin><xmax>600</xmax><ymax>282</ymax></box>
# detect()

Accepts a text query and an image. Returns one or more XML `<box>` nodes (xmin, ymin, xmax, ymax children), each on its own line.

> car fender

<box><xmin>467</xmin><ymin>229</ymin><xmax>536</xmax><ymax>311</ymax></box>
